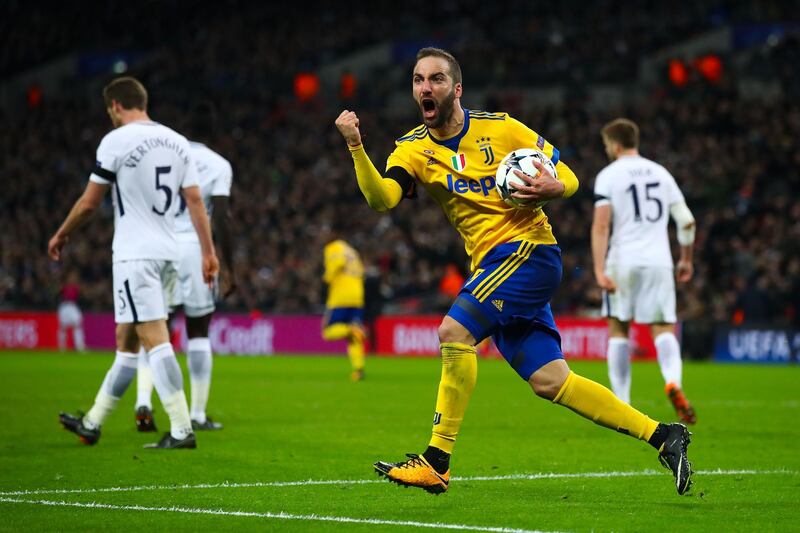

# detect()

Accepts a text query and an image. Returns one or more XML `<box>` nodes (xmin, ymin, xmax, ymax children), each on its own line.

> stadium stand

<box><xmin>2</xmin><ymin>1</ymin><xmax>798</xmax><ymax>349</ymax></box>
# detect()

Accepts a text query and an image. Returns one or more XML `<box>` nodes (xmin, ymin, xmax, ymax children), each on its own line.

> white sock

<box><xmin>655</xmin><ymin>332</ymin><xmax>683</xmax><ymax>388</ymax></box>
<box><xmin>187</xmin><ymin>337</ymin><xmax>212</xmax><ymax>423</ymax></box>
<box><xmin>58</xmin><ymin>328</ymin><xmax>67</xmax><ymax>351</ymax></box>
<box><xmin>73</xmin><ymin>328</ymin><xmax>86</xmax><ymax>351</ymax></box>
<box><xmin>161</xmin><ymin>391</ymin><xmax>193</xmax><ymax>440</ymax></box>
<box><xmin>149</xmin><ymin>343</ymin><xmax>192</xmax><ymax>439</ymax></box>
<box><xmin>136</xmin><ymin>346</ymin><xmax>153</xmax><ymax>409</ymax></box>
<box><xmin>606</xmin><ymin>337</ymin><xmax>631</xmax><ymax>404</ymax></box>
<box><xmin>84</xmin><ymin>351</ymin><xmax>138</xmax><ymax>429</ymax></box>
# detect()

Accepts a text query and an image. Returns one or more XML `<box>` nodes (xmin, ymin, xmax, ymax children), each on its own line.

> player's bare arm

<box><xmin>183</xmin><ymin>185</ymin><xmax>219</xmax><ymax>284</ymax></box>
<box><xmin>212</xmin><ymin>195</ymin><xmax>237</xmax><ymax>297</ymax></box>
<box><xmin>335</xmin><ymin>110</ymin><xmax>404</xmax><ymax>212</ymax></box>
<box><xmin>676</xmin><ymin>256</ymin><xmax>693</xmax><ymax>283</ymax></box>
<box><xmin>676</xmin><ymin>241</ymin><xmax>694</xmax><ymax>283</ymax></box>
<box><xmin>591</xmin><ymin>203</ymin><xmax>617</xmax><ymax>292</ymax></box>
<box><xmin>48</xmin><ymin>181</ymin><xmax>108</xmax><ymax>260</ymax></box>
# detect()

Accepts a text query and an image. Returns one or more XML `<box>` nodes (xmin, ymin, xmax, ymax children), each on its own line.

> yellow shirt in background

<box><xmin>323</xmin><ymin>239</ymin><xmax>364</xmax><ymax>308</ymax></box>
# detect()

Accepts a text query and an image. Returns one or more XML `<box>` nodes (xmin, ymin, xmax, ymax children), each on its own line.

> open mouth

<box><xmin>421</xmin><ymin>98</ymin><xmax>437</xmax><ymax>119</ymax></box>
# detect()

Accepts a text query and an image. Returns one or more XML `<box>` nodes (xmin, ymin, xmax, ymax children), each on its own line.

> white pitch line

<box><xmin>0</xmin><ymin>497</ymin><xmax>560</xmax><ymax>533</ymax></box>
<box><xmin>0</xmin><ymin>468</ymin><xmax>795</xmax><ymax>497</ymax></box>
<box><xmin>453</xmin><ymin>468</ymin><xmax>798</xmax><ymax>482</ymax></box>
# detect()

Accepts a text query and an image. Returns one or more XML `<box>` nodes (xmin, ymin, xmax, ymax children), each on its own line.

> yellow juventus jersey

<box><xmin>323</xmin><ymin>239</ymin><xmax>365</xmax><ymax>308</ymax></box>
<box><xmin>386</xmin><ymin>109</ymin><xmax>576</xmax><ymax>270</ymax></box>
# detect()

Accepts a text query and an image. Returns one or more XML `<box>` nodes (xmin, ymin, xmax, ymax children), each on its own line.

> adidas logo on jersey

<box><xmin>491</xmin><ymin>299</ymin><xmax>504</xmax><ymax>312</ymax></box>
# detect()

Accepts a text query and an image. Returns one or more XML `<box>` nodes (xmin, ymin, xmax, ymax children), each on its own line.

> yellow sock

<box><xmin>322</xmin><ymin>323</ymin><xmax>351</xmax><ymax>341</ymax></box>
<box><xmin>347</xmin><ymin>334</ymin><xmax>365</xmax><ymax>371</ymax></box>
<box><xmin>429</xmin><ymin>342</ymin><xmax>478</xmax><ymax>454</ymax></box>
<box><xmin>554</xmin><ymin>371</ymin><xmax>659</xmax><ymax>441</ymax></box>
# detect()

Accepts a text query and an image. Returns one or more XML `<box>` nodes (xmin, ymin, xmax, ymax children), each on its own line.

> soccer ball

<box><xmin>495</xmin><ymin>148</ymin><xmax>558</xmax><ymax>208</ymax></box>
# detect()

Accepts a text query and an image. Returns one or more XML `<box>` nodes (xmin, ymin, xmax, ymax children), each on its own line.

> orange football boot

<box><xmin>373</xmin><ymin>453</ymin><xmax>450</xmax><ymax>494</ymax></box>
<box><xmin>665</xmin><ymin>383</ymin><xmax>697</xmax><ymax>425</ymax></box>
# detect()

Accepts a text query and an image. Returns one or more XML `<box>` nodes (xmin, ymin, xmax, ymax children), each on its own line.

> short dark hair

<box><xmin>601</xmin><ymin>118</ymin><xmax>639</xmax><ymax>149</ymax></box>
<box><xmin>103</xmin><ymin>76</ymin><xmax>148</xmax><ymax>110</ymax></box>
<box><xmin>416</xmin><ymin>47</ymin><xmax>462</xmax><ymax>84</ymax></box>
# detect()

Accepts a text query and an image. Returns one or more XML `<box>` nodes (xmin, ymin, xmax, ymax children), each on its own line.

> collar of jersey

<box><xmin>428</xmin><ymin>107</ymin><xmax>470</xmax><ymax>154</ymax></box>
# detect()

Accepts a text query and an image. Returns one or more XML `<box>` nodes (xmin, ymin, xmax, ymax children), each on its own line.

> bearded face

<box><xmin>420</xmin><ymin>85</ymin><xmax>457</xmax><ymax>128</ymax></box>
<box><xmin>413</xmin><ymin>56</ymin><xmax>461</xmax><ymax>129</ymax></box>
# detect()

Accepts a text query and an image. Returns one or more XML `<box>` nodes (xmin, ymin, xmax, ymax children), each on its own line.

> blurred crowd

<box><xmin>1</xmin><ymin>2</ymin><xmax>798</xmax><ymax>332</ymax></box>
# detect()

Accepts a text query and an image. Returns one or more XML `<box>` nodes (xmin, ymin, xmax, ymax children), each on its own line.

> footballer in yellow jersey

<box><xmin>321</xmin><ymin>232</ymin><xmax>367</xmax><ymax>381</ymax></box>
<box><xmin>335</xmin><ymin>47</ymin><xmax>692</xmax><ymax>496</ymax></box>
<box><xmin>387</xmin><ymin>109</ymin><xmax>567</xmax><ymax>271</ymax></box>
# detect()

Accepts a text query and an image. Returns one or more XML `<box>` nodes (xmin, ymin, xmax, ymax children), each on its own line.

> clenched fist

<box><xmin>335</xmin><ymin>110</ymin><xmax>362</xmax><ymax>147</ymax></box>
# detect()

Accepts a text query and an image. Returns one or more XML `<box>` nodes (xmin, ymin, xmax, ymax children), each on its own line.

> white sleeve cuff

<box><xmin>669</xmin><ymin>201</ymin><xmax>696</xmax><ymax>245</ymax></box>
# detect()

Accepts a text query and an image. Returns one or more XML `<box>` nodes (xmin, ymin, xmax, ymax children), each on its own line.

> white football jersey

<box><xmin>89</xmin><ymin>121</ymin><xmax>199</xmax><ymax>262</ymax></box>
<box><xmin>594</xmin><ymin>155</ymin><xmax>685</xmax><ymax>268</ymax></box>
<box><xmin>174</xmin><ymin>142</ymin><xmax>233</xmax><ymax>242</ymax></box>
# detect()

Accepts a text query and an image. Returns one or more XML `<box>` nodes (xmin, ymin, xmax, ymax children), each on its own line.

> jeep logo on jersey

<box><xmin>446</xmin><ymin>174</ymin><xmax>496</xmax><ymax>197</ymax></box>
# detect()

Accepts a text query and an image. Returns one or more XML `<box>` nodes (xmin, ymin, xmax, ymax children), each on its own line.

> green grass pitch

<box><xmin>0</xmin><ymin>351</ymin><xmax>798</xmax><ymax>532</ymax></box>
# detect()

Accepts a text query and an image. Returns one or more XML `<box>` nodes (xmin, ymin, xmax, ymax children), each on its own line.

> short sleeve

<box><xmin>593</xmin><ymin>170</ymin><xmax>611</xmax><ymax>206</ymax></box>
<box><xmin>506</xmin><ymin>116</ymin><xmax>561</xmax><ymax>165</ymax></box>
<box><xmin>211</xmin><ymin>160</ymin><xmax>233</xmax><ymax>197</ymax></box>
<box><xmin>89</xmin><ymin>134</ymin><xmax>119</xmax><ymax>184</ymax></box>
<box><xmin>181</xmin><ymin>144</ymin><xmax>200</xmax><ymax>189</ymax></box>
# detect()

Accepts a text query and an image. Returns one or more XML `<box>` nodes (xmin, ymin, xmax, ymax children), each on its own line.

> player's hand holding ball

<box><xmin>510</xmin><ymin>160</ymin><xmax>565</xmax><ymax>205</ymax></box>
<box><xmin>335</xmin><ymin>110</ymin><xmax>363</xmax><ymax>147</ymax></box>
<box><xmin>496</xmin><ymin>148</ymin><xmax>564</xmax><ymax>209</ymax></box>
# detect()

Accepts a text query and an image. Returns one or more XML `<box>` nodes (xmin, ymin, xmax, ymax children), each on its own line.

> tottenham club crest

<box><xmin>476</xmin><ymin>136</ymin><xmax>495</xmax><ymax>165</ymax></box>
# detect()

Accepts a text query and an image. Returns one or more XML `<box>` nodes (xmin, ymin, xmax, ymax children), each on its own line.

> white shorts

<box><xmin>113</xmin><ymin>260</ymin><xmax>177</xmax><ymax>324</ymax></box>
<box><xmin>169</xmin><ymin>240</ymin><xmax>216</xmax><ymax>317</ymax></box>
<box><xmin>601</xmin><ymin>264</ymin><xmax>676</xmax><ymax>324</ymax></box>
<box><xmin>58</xmin><ymin>302</ymin><xmax>83</xmax><ymax>328</ymax></box>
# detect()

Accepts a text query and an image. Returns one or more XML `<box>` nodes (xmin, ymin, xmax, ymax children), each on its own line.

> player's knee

<box><xmin>134</xmin><ymin>320</ymin><xmax>170</xmax><ymax>352</ymax></box>
<box><xmin>437</xmin><ymin>317</ymin><xmax>473</xmax><ymax>345</ymax></box>
<box><xmin>186</xmin><ymin>314</ymin><xmax>211</xmax><ymax>338</ymax></box>
<box><xmin>608</xmin><ymin>319</ymin><xmax>629</xmax><ymax>338</ymax></box>
<box><xmin>529</xmin><ymin>375</ymin><xmax>563</xmax><ymax>400</ymax></box>
<box><xmin>321</xmin><ymin>326</ymin><xmax>338</xmax><ymax>341</ymax></box>
<box><xmin>115</xmin><ymin>325</ymin><xmax>138</xmax><ymax>353</ymax></box>
<box><xmin>528</xmin><ymin>360</ymin><xmax>570</xmax><ymax>400</ymax></box>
